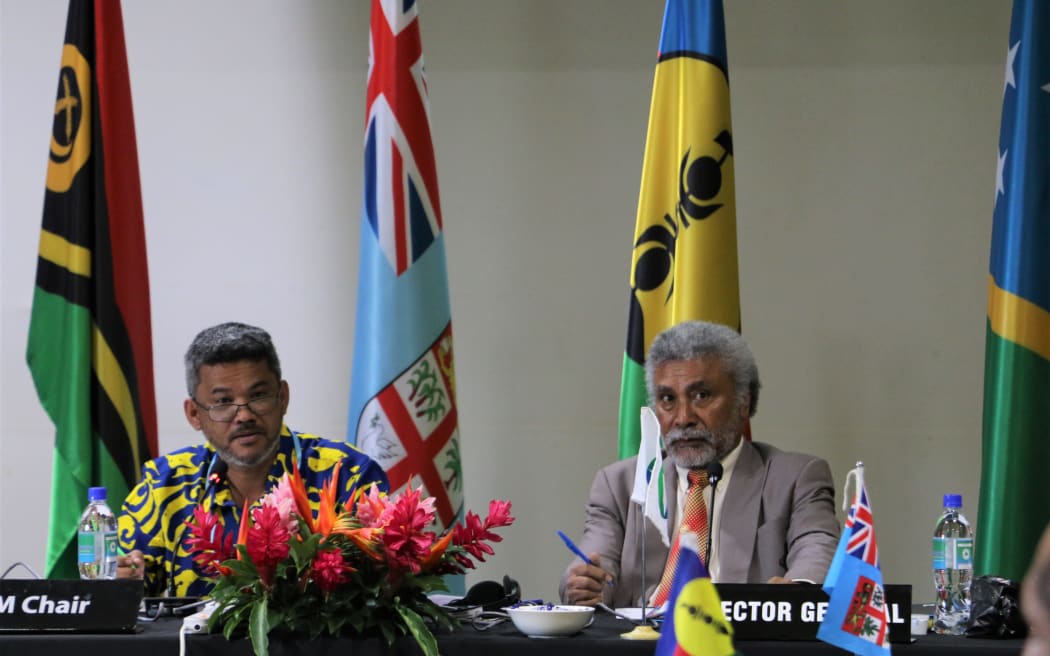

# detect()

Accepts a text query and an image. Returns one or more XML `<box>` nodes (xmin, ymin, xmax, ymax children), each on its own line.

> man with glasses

<box><xmin>115</xmin><ymin>322</ymin><xmax>388</xmax><ymax>597</ymax></box>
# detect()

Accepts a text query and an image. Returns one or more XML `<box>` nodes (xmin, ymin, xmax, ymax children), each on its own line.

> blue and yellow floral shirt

<box><xmin>118</xmin><ymin>425</ymin><xmax>388</xmax><ymax>597</ymax></box>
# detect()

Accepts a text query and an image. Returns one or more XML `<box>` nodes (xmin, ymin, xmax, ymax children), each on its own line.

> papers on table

<box><xmin>606</xmin><ymin>605</ymin><xmax>666</xmax><ymax>621</ymax></box>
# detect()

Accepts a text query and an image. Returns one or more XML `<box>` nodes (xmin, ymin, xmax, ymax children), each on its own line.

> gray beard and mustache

<box><xmin>212</xmin><ymin>423</ymin><xmax>281</xmax><ymax>469</ymax></box>
<box><xmin>664</xmin><ymin>421</ymin><xmax>743</xmax><ymax>469</ymax></box>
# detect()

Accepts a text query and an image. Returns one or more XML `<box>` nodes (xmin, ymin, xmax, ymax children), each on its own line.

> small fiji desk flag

<box><xmin>817</xmin><ymin>462</ymin><xmax>892</xmax><ymax>655</ymax></box>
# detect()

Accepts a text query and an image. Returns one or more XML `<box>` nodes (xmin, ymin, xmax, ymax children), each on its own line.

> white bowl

<box><xmin>504</xmin><ymin>604</ymin><xmax>595</xmax><ymax>637</ymax></box>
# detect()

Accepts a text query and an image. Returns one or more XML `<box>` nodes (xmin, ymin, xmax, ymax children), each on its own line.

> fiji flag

<box><xmin>817</xmin><ymin>463</ymin><xmax>891</xmax><ymax>655</ymax></box>
<box><xmin>654</xmin><ymin>531</ymin><xmax>736</xmax><ymax>656</ymax></box>
<box><xmin>349</xmin><ymin>0</ymin><xmax>463</xmax><ymax>532</ymax></box>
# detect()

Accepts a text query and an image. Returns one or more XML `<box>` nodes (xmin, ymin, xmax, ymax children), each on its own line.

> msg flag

<box><xmin>631</xmin><ymin>406</ymin><xmax>668</xmax><ymax>546</ymax></box>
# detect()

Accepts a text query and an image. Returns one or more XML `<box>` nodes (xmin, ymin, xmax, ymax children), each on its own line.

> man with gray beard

<box><xmin>560</xmin><ymin>321</ymin><xmax>839</xmax><ymax>608</ymax></box>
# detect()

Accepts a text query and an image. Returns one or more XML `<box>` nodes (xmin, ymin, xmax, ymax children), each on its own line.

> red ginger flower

<box><xmin>380</xmin><ymin>487</ymin><xmax>437</xmax><ymax>574</ymax></box>
<box><xmin>485</xmin><ymin>500</ymin><xmax>514</xmax><ymax>529</ymax></box>
<box><xmin>312</xmin><ymin>548</ymin><xmax>351</xmax><ymax>593</ymax></box>
<box><xmin>246</xmin><ymin>503</ymin><xmax>291</xmax><ymax>586</ymax></box>
<box><xmin>452</xmin><ymin>500</ymin><xmax>515</xmax><ymax>568</ymax></box>
<box><xmin>184</xmin><ymin>505</ymin><xmax>234</xmax><ymax>577</ymax></box>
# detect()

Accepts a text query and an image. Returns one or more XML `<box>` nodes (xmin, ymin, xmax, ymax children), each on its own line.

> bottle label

<box><xmin>933</xmin><ymin>537</ymin><xmax>973</xmax><ymax>569</ymax></box>
<box><xmin>104</xmin><ymin>531</ymin><xmax>119</xmax><ymax>559</ymax></box>
<box><xmin>953</xmin><ymin>538</ymin><xmax>974</xmax><ymax>569</ymax></box>
<box><xmin>932</xmin><ymin>537</ymin><xmax>946</xmax><ymax>569</ymax></box>
<box><xmin>77</xmin><ymin>531</ymin><xmax>97</xmax><ymax>564</ymax></box>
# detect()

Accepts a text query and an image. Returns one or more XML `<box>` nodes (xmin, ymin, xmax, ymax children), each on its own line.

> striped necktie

<box><xmin>651</xmin><ymin>469</ymin><xmax>709</xmax><ymax>607</ymax></box>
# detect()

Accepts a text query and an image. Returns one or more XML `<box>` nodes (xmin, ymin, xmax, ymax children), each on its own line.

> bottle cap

<box><xmin>87</xmin><ymin>486</ymin><xmax>107</xmax><ymax>502</ymax></box>
<box><xmin>942</xmin><ymin>493</ymin><xmax>962</xmax><ymax>508</ymax></box>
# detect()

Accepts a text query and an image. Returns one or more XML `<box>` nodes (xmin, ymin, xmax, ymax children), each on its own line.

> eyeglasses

<box><xmin>193</xmin><ymin>394</ymin><xmax>280</xmax><ymax>422</ymax></box>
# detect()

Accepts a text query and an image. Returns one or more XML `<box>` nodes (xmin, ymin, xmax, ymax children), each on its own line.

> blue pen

<box><xmin>557</xmin><ymin>531</ymin><xmax>614</xmax><ymax>585</ymax></box>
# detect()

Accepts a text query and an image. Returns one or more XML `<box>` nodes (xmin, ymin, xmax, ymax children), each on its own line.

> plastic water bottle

<box><xmin>77</xmin><ymin>486</ymin><xmax>118</xmax><ymax>579</ymax></box>
<box><xmin>932</xmin><ymin>493</ymin><xmax>973</xmax><ymax>634</ymax></box>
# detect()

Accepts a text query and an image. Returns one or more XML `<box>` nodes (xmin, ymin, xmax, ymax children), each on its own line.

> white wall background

<box><xmin>1</xmin><ymin>0</ymin><xmax>1009</xmax><ymax>603</ymax></box>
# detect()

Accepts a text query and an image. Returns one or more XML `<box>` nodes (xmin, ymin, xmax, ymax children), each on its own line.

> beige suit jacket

<box><xmin>559</xmin><ymin>440</ymin><xmax>840</xmax><ymax>607</ymax></box>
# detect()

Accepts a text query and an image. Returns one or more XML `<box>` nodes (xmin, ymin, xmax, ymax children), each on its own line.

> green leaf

<box><xmin>224</xmin><ymin>559</ymin><xmax>258</xmax><ymax>577</ymax></box>
<box><xmin>378</xmin><ymin>621</ymin><xmax>398</xmax><ymax>645</ymax></box>
<box><xmin>412</xmin><ymin>574</ymin><xmax>446</xmax><ymax>591</ymax></box>
<box><xmin>266</xmin><ymin>606</ymin><xmax>284</xmax><ymax>633</ymax></box>
<box><xmin>229</xmin><ymin>603</ymin><xmax>253</xmax><ymax>630</ymax></box>
<box><xmin>326</xmin><ymin>612</ymin><xmax>346</xmax><ymax>635</ymax></box>
<box><xmin>289</xmin><ymin>532</ymin><xmax>322</xmax><ymax>571</ymax></box>
<box><xmin>396</xmin><ymin>605</ymin><xmax>439</xmax><ymax>656</ymax></box>
<box><xmin>249</xmin><ymin>598</ymin><xmax>270</xmax><ymax>656</ymax></box>
<box><xmin>417</xmin><ymin>602</ymin><xmax>458</xmax><ymax>631</ymax></box>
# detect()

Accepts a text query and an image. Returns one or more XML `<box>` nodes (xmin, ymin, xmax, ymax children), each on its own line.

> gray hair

<box><xmin>184</xmin><ymin>322</ymin><xmax>282</xmax><ymax>396</ymax></box>
<box><xmin>644</xmin><ymin>320</ymin><xmax>761</xmax><ymax>417</ymax></box>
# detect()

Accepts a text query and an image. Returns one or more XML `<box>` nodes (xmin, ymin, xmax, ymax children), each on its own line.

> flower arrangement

<box><xmin>183</xmin><ymin>461</ymin><xmax>514</xmax><ymax>656</ymax></box>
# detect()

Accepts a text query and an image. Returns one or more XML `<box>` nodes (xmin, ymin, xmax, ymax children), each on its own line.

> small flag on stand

<box><xmin>631</xmin><ymin>407</ymin><xmax>669</xmax><ymax>547</ymax></box>
<box><xmin>817</xmin><ymin>463</ymin><xmax>891</xmax><ymax>655</ymax></box>
<box><xmin>28</xmin><ymin>0</ymin><xmax>158</xmax><ymax>579</ymax></box>
<box><xmin>654</xmin><ymin>531</ymin><xmax>736</xmax><ymax>656</ymax></box>
<box><xmin>348</xmin><ymin>0</ymin><xmax>463</xmax><ymax>536</ymax></box>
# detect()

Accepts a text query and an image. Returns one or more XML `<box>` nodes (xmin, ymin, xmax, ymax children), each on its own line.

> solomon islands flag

<box><xmin>977</xmin><ymin>0</ymin><xmax>1050</xmax><ymax>583</ymax></box>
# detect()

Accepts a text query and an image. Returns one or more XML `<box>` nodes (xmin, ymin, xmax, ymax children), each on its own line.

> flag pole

<box><xmin>617</xmin><ymin>445</ymin><xmax>659</xmax><ymax>638</ymax></box>
<box><xmin>641</xmin><ymin>517</ymin><xmax>649</xmax><ymax>620</ymax></box>
<box><xmin>619</xmin><ymin>518</ymin><xmax>661</xmax><ymax>641</ymax></box>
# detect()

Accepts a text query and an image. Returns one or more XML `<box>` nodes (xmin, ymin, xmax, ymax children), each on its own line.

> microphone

<box><xmin>203</xmin><ymin>457</ymin><xmax>228</xmax><ymax>499</ymax></box>
<box><xmin>705</xmin><ymin>461</ymin><xmax>723</xmax><ymax>486</ymax></box>
<box><xmin>704</xmin><ymin>461</ymin><xmax>723</xmax><ymax>572</ymax></box>
<box><xmin>201</xmin><ymin>457</ymin><xmax>228</xmax><ymax>545</ymax></box>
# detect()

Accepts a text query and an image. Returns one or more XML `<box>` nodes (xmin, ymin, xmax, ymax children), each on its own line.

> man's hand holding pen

<box><xmin>563</xmin><ymin>552</ymin><xmax>615</xmax><ymax>606</ymax></box>
<box><xmin>116</xmin><ymin>549</ymin><xmax>145</xmax><ymax>580</ymax></box>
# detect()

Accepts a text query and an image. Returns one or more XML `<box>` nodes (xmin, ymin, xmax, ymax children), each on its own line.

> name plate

<box><xmin>714</xmin><ymin>583</ymin><xmax>912</xmax><ymax>643</ymax></box>
<box><xmin>0</xmin><ymin>579</ymin><xmax>142</xmax><ymax>633</ymax></box>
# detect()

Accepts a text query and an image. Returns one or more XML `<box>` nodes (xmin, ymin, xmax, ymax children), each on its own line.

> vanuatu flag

<box><xmin>618</xmin><ymin>0</ymin><xmax>742</xmax><ymax>458</ymax></box>
<box><xmin>27</xmin><ymin>0</ymin><xmax>158</xmax><ymax>579</ymax></box>
<box><xmin>977</xmin><ymin>0</ymin><xmax>1050</xmax><ymax>582</ymax></box>
<box><xmin>349</xmin><ymin>0</ymin><xmax>463</xmax><ymax>533</ymax></box>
